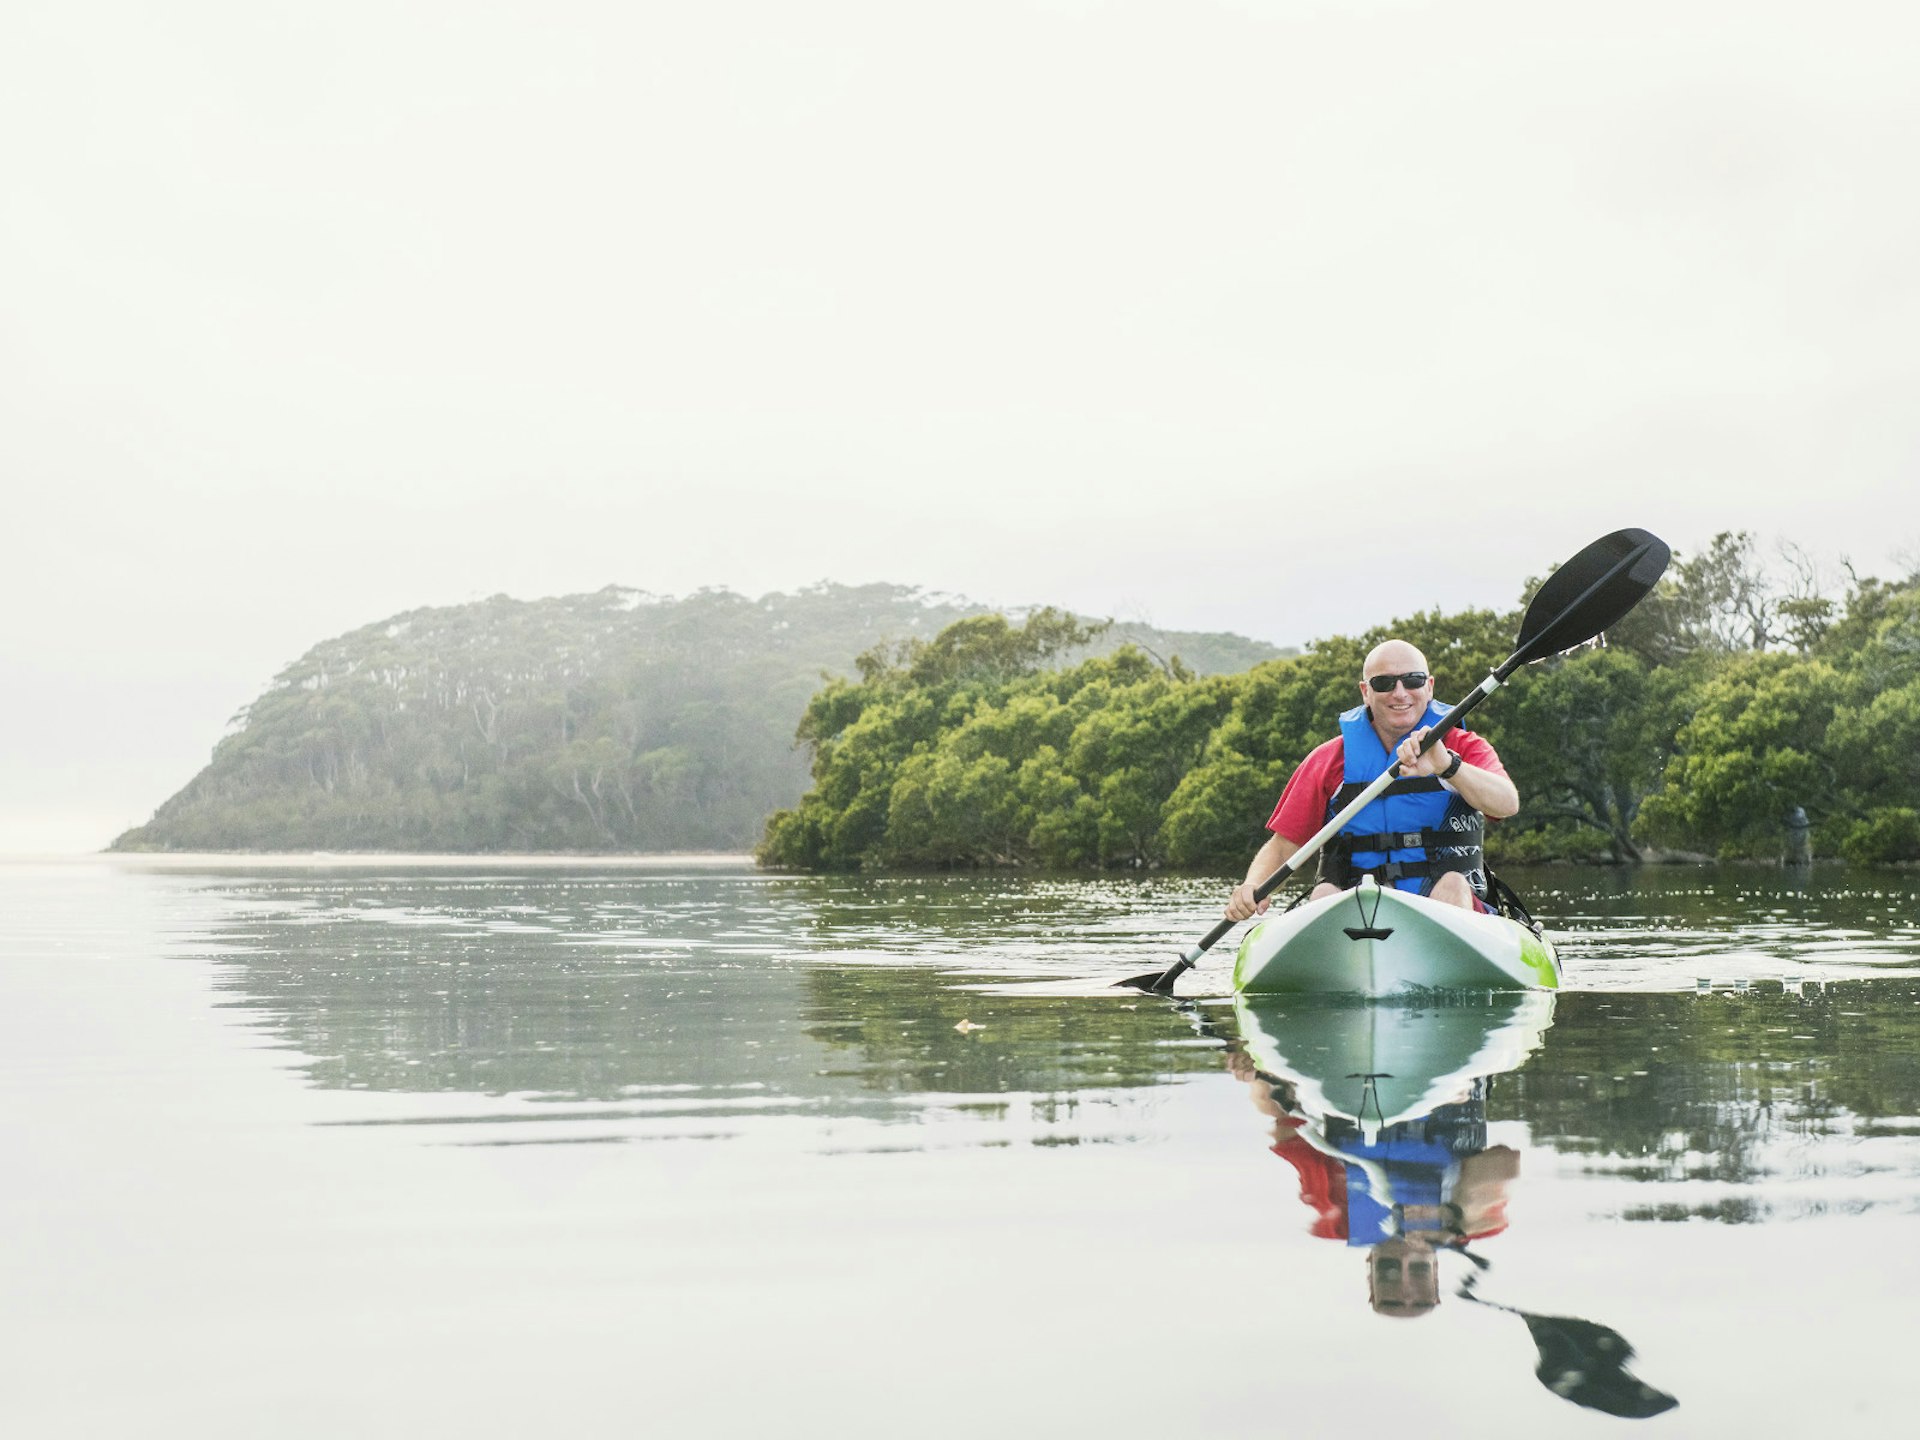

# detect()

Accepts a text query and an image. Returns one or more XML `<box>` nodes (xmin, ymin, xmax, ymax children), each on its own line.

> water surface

<box><xmin>4</xmin><ymin>859</ymin><xmax>1917</xmax><ymax>1436</ymax></box>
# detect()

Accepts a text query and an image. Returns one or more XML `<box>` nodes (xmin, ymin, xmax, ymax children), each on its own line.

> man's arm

<box><xmin>1226</xmin><ymin>831</ymin><xmax>1300</xmax><ymax>921</ymax></box>
<box><xmin>1230</xmin><ymin>741</ymin><xmax>1345</xmax><ymax>920</ymax></box>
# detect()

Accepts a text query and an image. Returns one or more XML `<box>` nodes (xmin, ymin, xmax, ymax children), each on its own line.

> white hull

<box><xmin>1232</xmin><ymin>876</ymin><xmax>1560</xmax><ymax>996</ymax></box>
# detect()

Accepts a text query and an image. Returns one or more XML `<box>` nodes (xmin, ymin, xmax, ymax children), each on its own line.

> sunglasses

<box><xmin>1366</xmin><ymin>671</ymin><xmax>1431</xmax><ymax>693</ymax></box>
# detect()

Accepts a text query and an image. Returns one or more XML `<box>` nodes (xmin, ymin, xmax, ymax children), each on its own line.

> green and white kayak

<box><xmin>1232</xmin><ymin>875</ymin><xmax>1561</xmax><ymax>996</ymax></box>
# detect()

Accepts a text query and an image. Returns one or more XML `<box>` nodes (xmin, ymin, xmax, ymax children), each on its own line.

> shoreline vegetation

<box><xmin>111</xmin><ymin>535</ymin><xmax>1920</xmax><ymax>872</ymax></box>
<box><xmin>759</xmin><ymin>533</ymin><xmax>1920</xmax><ymax>873</ymax></box>
<box><xmin>64</xmin><ymin>851</ymin><xmax>1917</xmax><ymax>873</ymax></box>
<box><xmin>89</xmin><ymin>852</ymin><xmax>755</xmax><ymax>869</ymax></box>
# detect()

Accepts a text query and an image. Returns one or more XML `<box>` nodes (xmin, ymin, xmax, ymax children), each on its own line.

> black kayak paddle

<box><xmin>1456</xmin><ymin>1271</ymin><xmax>1680</xmax><ymax>1418</ymax></box>
<box><xmin>1118</xmin><ymin>527</ymin><xmax>1672</xmax><ymax>995</ymax></box>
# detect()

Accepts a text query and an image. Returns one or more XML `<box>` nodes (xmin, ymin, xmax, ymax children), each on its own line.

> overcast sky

<box><xmin>4</xmin><ymin>1</ymin><xmax>1916</xmax><ymax>852</ymax></box>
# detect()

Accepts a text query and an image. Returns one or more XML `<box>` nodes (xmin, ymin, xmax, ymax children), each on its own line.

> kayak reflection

<box><xmin>1228</xmin><ymin>992</ymin><xmax>1678</xmax><ymax>1420</ymax></box>
<box><xmin>1230</xmin><ymin>994</ymin><xmax>1550</xmax><ymax>1278</ymax></box>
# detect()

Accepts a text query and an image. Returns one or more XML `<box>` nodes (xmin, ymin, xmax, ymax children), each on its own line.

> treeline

<box><xmin>759</xmin><ymin>534</ymin><xmax>1920</xmax><ymax>871</ymax></box>
<box><xmin>112</xmin><ymin>583</ymin><xmax>1286</xmax><ymax>853</ymax></box>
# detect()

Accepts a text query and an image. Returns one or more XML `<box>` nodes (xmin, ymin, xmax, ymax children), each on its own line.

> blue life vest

<box><xmin>1339</xmin><ymin>1132</ymin><xmax>1455</xmax><ymax>1247</ymax></box>
<box><xmin>1329</xmin><ymin>1090</ymin><xmax>1490</xmax><ymax>1246</ymax></box>
<box><xmin>1315</xmin><ymin>700</ymin><xmax>1485</xmax><ymax>897</ymax></box>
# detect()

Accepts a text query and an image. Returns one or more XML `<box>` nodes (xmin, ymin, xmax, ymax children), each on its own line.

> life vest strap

<box><xmin>1330</xmin><ymin>777</ymin><xmax>1446</xmax><ymax>809</ymax></box>
<box><xmin>1338</xmin><ymin>823</ymin><xmax>1481</xmax><ymax>854</ymax></box>
<box><xmin>1317</xmin><ymin>816</ymin><xmax>1487</xmax><ymax>893</ymax></box>
<box><xmin>1343</xmin><ymin>855</ymin><xmax>1476</xmax><ymax>885</ymax></box>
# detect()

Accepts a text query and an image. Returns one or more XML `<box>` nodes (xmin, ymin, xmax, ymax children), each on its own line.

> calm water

<box><xmin>4</xmin><ymin>857</ymin><xmax>1919</xmax><ymax>1437</ymax></box>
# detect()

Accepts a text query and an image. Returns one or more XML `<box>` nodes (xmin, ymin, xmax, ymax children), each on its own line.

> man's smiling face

<box><xmin>1359</xmin><ymin>641</ymin><xmax>1434</xmax><ymax>740</ymax></box>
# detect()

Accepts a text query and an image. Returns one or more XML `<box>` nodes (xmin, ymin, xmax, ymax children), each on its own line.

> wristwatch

<box><xmin>1438</xmin><ymin>750</ymin><xmax>1463</xmax><ymax>781</ymax></box>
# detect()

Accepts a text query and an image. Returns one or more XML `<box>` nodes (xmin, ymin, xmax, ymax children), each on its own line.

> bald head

<box><xmin>1368</xmin><ymin>1237</ymin><xmax>1441</xmax><ymax>1319</ymax></box>
<box><xmin>1362</xmin><ymin>639</ymin><xmax>1429</xmax><ymax>679</ymax></box>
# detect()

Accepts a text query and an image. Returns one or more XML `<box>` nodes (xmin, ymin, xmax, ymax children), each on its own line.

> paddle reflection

<box><xmin>1227</xmin><ymin>993</ymin><xmax>1678</xmax><ymax>1420</ymax></box>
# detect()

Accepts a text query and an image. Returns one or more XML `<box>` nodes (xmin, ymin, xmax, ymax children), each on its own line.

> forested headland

<box><xmin>759</xmin><ymin>534</ymin><xmax>1920</xmax><ymax>872</ymax></box>
<box><xmin>111</xmin><ymin>584</ymin><xmax>1286</xmax><ymax>853</ymax></box>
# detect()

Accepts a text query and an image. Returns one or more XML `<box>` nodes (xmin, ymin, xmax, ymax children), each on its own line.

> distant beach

<box><xmin>10</xmin><ymin>852</ymin><xmax>756</xmax><ymax>870</ymax></box>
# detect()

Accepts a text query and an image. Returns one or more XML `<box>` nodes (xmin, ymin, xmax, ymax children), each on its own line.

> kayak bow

<box><xmin>1232</xmin><ymin>876</ymin><xmax>1560</xmax><ymax>995</ymax></box>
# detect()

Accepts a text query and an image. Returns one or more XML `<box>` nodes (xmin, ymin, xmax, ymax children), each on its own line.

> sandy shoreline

<box><xmin>6</xmin><ymin>851</ymin><xmax>757</xmax><ymax>870</ymax></box>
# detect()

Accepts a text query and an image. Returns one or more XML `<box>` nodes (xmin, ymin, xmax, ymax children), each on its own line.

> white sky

<box><xmin>4</xmin><ymin>1</ymin><xmax>1917</xmax><ymax>852</ymax></box>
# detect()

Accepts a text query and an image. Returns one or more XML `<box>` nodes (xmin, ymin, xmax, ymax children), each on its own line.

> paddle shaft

<box><xmin>1148</xmin><ymin>672</ymin><xmax>1502</xmax><ymax>991</ymax></box>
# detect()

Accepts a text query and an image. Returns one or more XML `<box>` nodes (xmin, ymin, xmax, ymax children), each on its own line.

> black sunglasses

<box><xmin>1366</xmin><ymin>671</ymin><xmax>1430</xmax><ymax>693</ymax></box>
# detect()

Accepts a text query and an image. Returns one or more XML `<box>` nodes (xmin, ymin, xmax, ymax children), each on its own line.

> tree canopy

<box><xmin>762</xmin><ymin>535</ymin><xmax>1920</xmax><ymax>871</ymax></box>
<box><xmin>112</xmin><ymin>584</ymin><xmax>1287</xmax><ymax>853</ymax></box>
<box><xmin>116</xmin><ymin>533</ymin><xmax>1920</xmax><ymax>867</ymax></box>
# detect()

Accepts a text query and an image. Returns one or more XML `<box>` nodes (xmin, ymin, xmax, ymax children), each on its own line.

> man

<box><xmin>1224</xmin><ymin>639</ymin><xmax>1518</xmax><ymax>921</ymax></box>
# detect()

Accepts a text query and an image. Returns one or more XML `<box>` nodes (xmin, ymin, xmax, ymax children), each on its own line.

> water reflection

<box><xmin>201</xmin><ymin>868</ymin><xmax>1920</xmax><ymax>1195</ymax></box>
<box><xmin>25</xmin><ymin>857</ymin><xmax>1920</xmax><ymax>1435</ymax></box>
<box><xmin>1211</xmin><ymin>976</ymin><xmax>1920</xmax><ymax>1215</ymax></box>
<box><xmin>1511</xmin><ymin>862</ymin><xmax>1920</xmax><ymax>987</ymax></box>
<box><xmin>1503</xmin><ymin>982</ymin><xmax>1920</xmax><ymax>1218</ymax></box>
<box><xmin>1225</xmin><ymin>993</ymin><xmax>1679</xmax><ymax>1419</ymax></box>
<box><xmin>1233</xmin><ymin>991</ymin><xmax>1555</xmax><ymax>1138</ymax></box>
<box><xmin>1455</xmin><ymin>1280</ymin><xmax>1678</xmax><ymax>1420</ymax></box>
<box><xmin>1228</xmin><ymin>995</ymin><xmax>1547</xmax><ymax>1271</ymax></box>
<box><xmin>205</xmin><ymin>870</ymin><xmax>1225</xmax><ymax>1146</ymax></box>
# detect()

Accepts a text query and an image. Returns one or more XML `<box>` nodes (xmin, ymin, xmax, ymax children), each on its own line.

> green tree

<box><xmin>1638</xmin><ymin>655</ymin><xmax>1846</xmax><ymax>858</ymax></box>
<box><xmin>1493</xmin><ymin>649</ymin><xmax>1698</xmax><ymax>861</ymax></box>
<box><xmin>1159</xmin><ymin>750</ymin><xmax>1280</xmax><ymax>867</ymax></box>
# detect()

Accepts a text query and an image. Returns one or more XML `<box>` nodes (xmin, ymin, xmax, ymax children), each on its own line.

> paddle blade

<box><xmin>1457</xmin><ymin>1275</ymin><xmax>1678</xmax><ymax>1419</ymax></box>
<box><xmin>1520</xmin><ymin>1313</ymin><xmax>1680</xmax><ymax>1419</ymax></box>
<box><xmin>1115</xmin><ymin>956</ymin><xmax>1190</xmax><ymax>993</ymax></box>
<box><xmin>1511</xmin><ymin>528</ymin><xmax>1670</xmax><ymax>668</ymax></box>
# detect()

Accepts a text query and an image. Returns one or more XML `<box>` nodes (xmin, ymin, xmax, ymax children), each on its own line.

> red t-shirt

<box><xmin>1270</xmin><ymin>1122</ymin><xmax>1349</xmax><ymax>1239</ymax></box>
<box><xmin>1266</xmin><ymin>724</ymin><xmax>1506</xmax><ymax>845</ymax></box>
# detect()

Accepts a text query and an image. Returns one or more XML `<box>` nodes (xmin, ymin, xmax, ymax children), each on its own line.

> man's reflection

<box><xmin>1228</xmin><ymin>999</ymin><xmax>1677</xmax><ymax>1419</ymax></box>
<box><xmin>1232</xmin><ymin>1054</ymin><xmax>1517</xmax><ymax>1312</ymax></box>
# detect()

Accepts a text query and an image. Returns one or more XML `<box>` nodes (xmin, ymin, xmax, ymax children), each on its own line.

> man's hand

<box><xmin>1397</xmin><ymin>726</ymin><xmax>1521</xmax><ymax>818</ymax></box>
<box><xmin>1225</xmin><ymin>881</ymin><xmax>1269</xmax><ymax>923</ymax></box>
<box><xmin>1396</xmin><ymin>725</ymin><xmax>1448</xmax><ymax>777</ymax></box>
<box><xmin>1225</xmin><ymin>833</ymin><xmax>1299</xmax><ymax>920</ymax></box>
